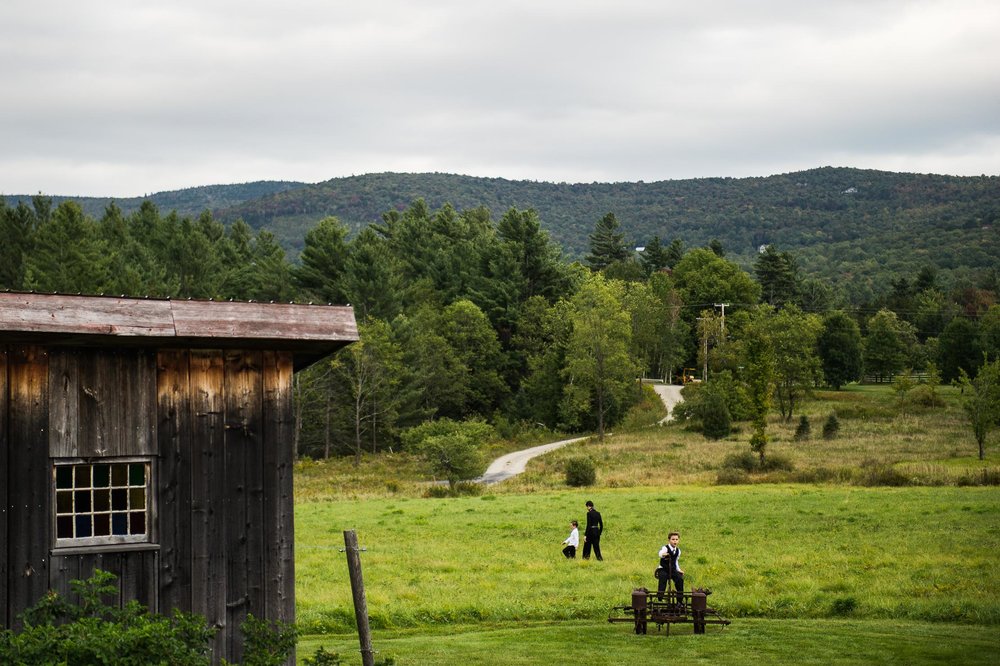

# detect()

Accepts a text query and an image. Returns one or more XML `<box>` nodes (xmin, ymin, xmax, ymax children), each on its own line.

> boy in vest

<box><xmin>656</xmin><ymin>531</ymin><xmax>684</xmax><ymax>603</ymax></box>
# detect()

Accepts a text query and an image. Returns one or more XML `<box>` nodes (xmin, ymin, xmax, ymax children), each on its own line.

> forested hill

<box><xmin>6</xmin><ymin>167</ymin><xmax>999</xmax><ymax>296</ymax></box>
<box><xmin>2</xmin><ymin>180</ymin><xmax>307</xmax><ymax>221</ymax></box>
<box><xmin>211</xmin><ymin>167</ymin><xmax>999</xmax><ymax>296</ymax></box>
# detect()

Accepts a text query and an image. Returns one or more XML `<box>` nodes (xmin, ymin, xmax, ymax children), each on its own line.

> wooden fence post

<box><xmin>343</xmin><ymin>530</ymin><xmax>375</xmax><ymax>666</ymax></box>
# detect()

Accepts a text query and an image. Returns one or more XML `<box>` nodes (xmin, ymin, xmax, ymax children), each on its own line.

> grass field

<box><xmin>292</xmin><ymin>385</ymin><xmax>1000</xmax><ymax>664</ymax></box>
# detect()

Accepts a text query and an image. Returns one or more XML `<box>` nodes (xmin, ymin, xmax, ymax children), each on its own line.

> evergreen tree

<box><xmin>24</xmin><ymin>201</ymin><xmax>108</xmax><ymax>294</ymax></box>
<box><xmin>664</xmin><ymin>238</ymin><xmax>685</xmax><ymax>269</ymax></box>
<box><xmin>585</xmin><ymin>212</ymin><xmax>630</xmax><ymax>271</ymax></box>
<box><xmin>755</xmin><ymin>245</ymin><xmax>800</xmax><ymax>308</ymax></box>
<box><xmin>639</xmin><ymin>235</ymin><xmax>669</xmax><ymax>275</ymax></box>
<box><xmin>343</xmin><ymin>227</ymin><xmax>404</xmax><ymax>320</ymax></box>
<box><xmin>293</xmin><ymin>216</ymin><xmax>350</xmax><ymax>304</ymax></box>
<box><xmin>0</xmin><ymin>200</ymin><xmax>38</xmax><ymax>290</ymax></box>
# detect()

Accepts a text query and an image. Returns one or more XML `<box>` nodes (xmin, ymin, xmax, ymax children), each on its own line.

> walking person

<box><xmin>657</xmin><ymin>531</ymin><xmax>684</xmax><ymax>603</ymax></box>
<box><xmin>561</xmin><ymin>520</ymin><xmax>579</xmax><ymax>558</ymax></box>
<box><xmin>582</xmin><ymin>500</ymin><xmax>603</xmax><ymax>560</ymax></box>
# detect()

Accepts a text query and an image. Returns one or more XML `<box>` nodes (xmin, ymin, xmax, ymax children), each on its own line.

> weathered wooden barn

<box><xmin>0</xmin><ymin>292</ymin><xmax>357</xmax><ymax>663</ymax></box>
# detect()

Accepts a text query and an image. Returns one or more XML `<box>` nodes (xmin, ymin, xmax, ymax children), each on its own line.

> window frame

<box><xmin>51</xmin><ymin>457</ymin><xmax>156</xmax><ymax>551</ymax></box>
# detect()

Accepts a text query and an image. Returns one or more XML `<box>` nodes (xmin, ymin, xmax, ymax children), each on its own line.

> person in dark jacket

<box><xmin>582</xmin><ymin>500</ymin><xmax>604</xmax><ymax>560</ymax></box>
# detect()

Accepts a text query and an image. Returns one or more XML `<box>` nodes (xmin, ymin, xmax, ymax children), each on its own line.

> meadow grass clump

<box><xmin>855</xmin><ymin>459</ymin><xmax>911</xmax><ymax>486</ymax></box>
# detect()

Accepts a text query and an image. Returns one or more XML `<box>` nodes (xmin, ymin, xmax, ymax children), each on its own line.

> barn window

<box><xmin>53</xmin><ymin>459</ymin><xmax>154</xmax><ymax>548</ymax></box>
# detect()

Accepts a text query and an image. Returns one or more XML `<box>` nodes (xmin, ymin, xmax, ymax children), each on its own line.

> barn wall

<box><xmin>155</xmin><ymin>348</ymin><xmax>296</xmax><ymax>665</ymax></box>
<box><xmin>3</xmin><ymin>344</ymin><xmax>298</xmax><ymax>666</ymax></box>
<box><xmin>5</xmin><ymin>346</ymin><xmax>51</xmax><ymax>628</ymax></box>
<box><xmin>0</xmin><ymin>348</ymin><xmax>8</xmax><ymax>627</ymax></box>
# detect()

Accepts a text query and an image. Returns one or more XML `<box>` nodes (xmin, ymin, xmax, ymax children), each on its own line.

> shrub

<box><xmin>905</xmin><ymin>384</ymin><xmax>945</xmax><ymax>408</ymax></box>
<box><xmin>698</xmin><ymin>385</ymin><xmax>732</xmax><ymax>440</ymax></box>
<box><xmin>822</xmin><ymin>413</ymin><xmax>840</xmax><ymax>439</ymax></box>
<box><xmin>760</xmin><ymin>453</ymin><xmax>795</xmax><ymax>472</ymax></box>
<box><xmin>565</xmin><ymin>457</ymin><xmax>597</xmax><ymax>487</ymax></box>
<box><xmin>2</xmin><ymin>570</ymin><xmax>216</xmax><ymax>666</ymax></box>
<box><xmin>240</xmin><ymin>614</ymin><xmax>298</xmax><ymax>666</ymax></box>
<box><xmin>721</xmin><ymin>451</ymin><xmax>758</xmax><ymax>472</ymax></box>
<box><xmin>793</xmin><ymin>415</ymin><xmax>811</xmax><ymax>441</ymax></box>
<box><xmin>715</xmin><ymin>468</ymin><xmax>750</xmax><ymax>485</ymax></box>
<box><xmin>855</xmin><ymin>459</ymin><xmax>910</xmax><ymax>487</ymax></box>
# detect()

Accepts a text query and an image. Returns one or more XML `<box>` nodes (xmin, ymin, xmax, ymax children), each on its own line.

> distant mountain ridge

<box><xmin>3</xmin><ymin>180</ymin><xmax>308</xmax><ymax>221</ymax></box>
<box><xmin>6</xmin><ymin>167</ymin><xmax>999</xmax><ymax>296</ymax></box>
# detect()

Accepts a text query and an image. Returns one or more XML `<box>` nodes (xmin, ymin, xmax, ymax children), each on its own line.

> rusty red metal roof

<box><xmin>0</xmin><ymin>292</ymin><xmax>358</xmax><ymax>367</ymax></box>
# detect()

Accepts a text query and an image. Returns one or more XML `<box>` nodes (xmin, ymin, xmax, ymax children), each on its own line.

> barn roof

<box><xmin>0</xmin><ymin>292</ymin><xmax>358</xmax><ymax>369</ymax></box>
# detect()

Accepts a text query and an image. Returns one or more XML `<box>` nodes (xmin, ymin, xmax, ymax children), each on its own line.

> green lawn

<box><xmin>298</xmin><ymin>619</ymin><xmax>1000</xmax><ymax>665</ymax></box>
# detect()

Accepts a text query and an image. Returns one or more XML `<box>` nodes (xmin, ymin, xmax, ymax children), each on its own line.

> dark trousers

<box><xmin>657</xmin><ymin>571</ymin><xmax>684</xmax><ymax>600</ymax></box>
<box><xmin>562</xmin><ymin>545</ymin><xmax>576</xmax><ymax>558</ymax></box>
<box><xmin>583</xmin><ymin>534</ymin><xmax>602</xmax><ymax>560</ymax></box>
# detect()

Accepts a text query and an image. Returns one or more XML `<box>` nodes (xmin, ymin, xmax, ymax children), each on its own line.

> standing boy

<box><xmin>582</xmin><ymin>500</ymin><xmax>604</xmax><ymax>560</ymax></box>
<box><xmin>657</xmin><ymin>531</ymin><xmax>684</xmax><ymax>602</ymax></box>
<box><xmin>562</xmin><ymin>520</ymin><xmax>579</xmax><ymax>558</ymax></box>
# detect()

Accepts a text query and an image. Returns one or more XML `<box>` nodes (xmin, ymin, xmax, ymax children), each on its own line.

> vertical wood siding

<box><xmin>0</xmin><ymin>348</ymin><xmax>8</xmax><ymax>627</ymax></box>
<box><xmin>5</xmin><ymin>345</ymin><xmax>299</xmax><ymax>665</ymax></box>
<box><xmin>6</xmin><ymin>346</ymin><xmax>50</xmax><ymax>628</ymax></box>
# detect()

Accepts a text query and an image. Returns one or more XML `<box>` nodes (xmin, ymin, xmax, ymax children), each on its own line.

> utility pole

<box><xmin>714</xmin><ymin>303</ymin><xmax>729</xmax><ymax>336</ymax></box>
<box><xmin>696</xmin><ymin>316</ymin><xmax>709</xmax><ymax>383</ymax></box>
<box><xmin>343</xmin><ymin>530</ymin><xmax>375</xmax><ymax>666</ymax></box>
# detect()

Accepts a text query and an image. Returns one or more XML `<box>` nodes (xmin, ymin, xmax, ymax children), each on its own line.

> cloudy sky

<box><xmin>2</xmin><ymin>0</ymin><xmax>998</xmax><ymax>197</ymax></box>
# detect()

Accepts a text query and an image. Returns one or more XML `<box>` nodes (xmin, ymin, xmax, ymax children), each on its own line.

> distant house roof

<box><xmin>0</xmin><ymin>292</ymin><xmax>358</xmax><ymax>369</ymax></box>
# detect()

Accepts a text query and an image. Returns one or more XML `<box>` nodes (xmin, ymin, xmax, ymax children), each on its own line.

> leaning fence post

<box><xmin>343</xmin><ymin>529</ymin><xmax>375</xmax><ymax>666</ymax></box>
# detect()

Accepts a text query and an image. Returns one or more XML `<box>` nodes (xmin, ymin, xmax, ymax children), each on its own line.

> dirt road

<box><xmin>474</xmin><ymin>383</ymin><xmax>684</xmax><ymax>484</ymax></box>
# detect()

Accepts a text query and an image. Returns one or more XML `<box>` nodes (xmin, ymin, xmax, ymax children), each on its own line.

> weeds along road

<box><xmin>475</xmin><ymin>382</ymin><xmax>684</xmax><ymax>484</ymax></box>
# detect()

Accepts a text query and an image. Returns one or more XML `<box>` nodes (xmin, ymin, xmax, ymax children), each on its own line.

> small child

<box><xmin>657</xmin><ymin>531</ymin><xmax>684</xmax><ymax>602</ymax></box>
<box><xmin>562</xmin><ymin>520</ymin><xmax>579</xmax><ymax>558</ymax></box>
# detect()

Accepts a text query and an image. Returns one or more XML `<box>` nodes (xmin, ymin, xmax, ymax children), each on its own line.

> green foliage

<box><xmin>236</xmin><ymin>615</ymin><xmax>298</xmax><ymax>666</ymax></box>
<box><xmin>794</xmin><ymin>415</ymin><xmax>811</xmax><ymax>441</ymax></box>
<box><xmin>698</xmin><ymin>383</ymin><xmax>732</xmax><ymax>440</ymax></box>
<box><xmin>561</xmin><ymin>273</ymin><xmax>640</xmax><ymax>438</ymax></box>
<box><xmin>822</xmin><ymin>413</ymin><xmax>841</xmax><ymax>439</ymax></box>
<box><xmin>2</xmin><ymin>570</ymin><xmax>215</xmax><ymax>666</ymax></box>
<box><xmin>302</xmin><ymin>646</ymin><xmax>343</xmax><ymax>665</ymax></box>
<box><xmin>958</xmin><ymin>359</ymin><xmax>1000</xmax><ymax>460</ymax></box>
<box><xmin>864</xmin><ymin>309</ymin><xmax>918</xmax><ymax>380</ymax></box>
<box><xmin>818</xmin><ymin>311</ymin><xmax>863</xmax><ymax>389</ymax></box>
<box><xmin>402</xmin><ymin>418</ymin><xmax>495</xmax><ymax>486</ymax></box>
<box><xmin>564</xmin><ymin>457</ymin><xmax>597</xmax><ymax>487</ymax></box>
<box><xmin>585</xmin><ymin>212</ymin><xmax>630</xmax><ymax>271</ymax></box>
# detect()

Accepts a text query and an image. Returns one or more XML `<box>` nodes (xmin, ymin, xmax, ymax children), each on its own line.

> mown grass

<box><xmin>299</xmin><ymin>619</ymin><xmax>1000</xmax><ymax>666</ymax></box>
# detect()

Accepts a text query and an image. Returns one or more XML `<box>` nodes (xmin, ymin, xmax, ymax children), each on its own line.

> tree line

<box><xmin>2</xmin><ymin>194</ymin><xmax>999</xmax><ymax>462</ymax></box>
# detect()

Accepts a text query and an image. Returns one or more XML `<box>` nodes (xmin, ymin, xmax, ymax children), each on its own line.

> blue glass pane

<box><xmin>112</xmin><ymin>513</ymin><xmax>128</xmax><ymax>535</ymax></box>
<box><xmin>75</xmin><ymin>515</ymin><xmax>92</xmax><ymax>538</ymax></box>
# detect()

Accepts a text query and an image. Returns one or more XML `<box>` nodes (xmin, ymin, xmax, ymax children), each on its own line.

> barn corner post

<box><xmin>343</xmin><ymin>529</ymin><xmax>375</xmax><ymax>666</ymax></box>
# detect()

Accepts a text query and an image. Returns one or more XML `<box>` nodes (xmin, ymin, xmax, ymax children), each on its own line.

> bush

<box><xmin>698</xmin><ymin>385</ymin><xmax>732</xmax><ymax>440</ymax></box>
<box><xmin>565</xmin><ymin>457</ymin><xmax>597</xmax><ymax>487</ymax></box>
<box><xmin>760</xmin><ymin>453</ymin><xmax>795</xmax><ymax>472</ymax></box>
<box><xmin>822</xmin><ymin>413</ymin><xmax>840</xmax><ymax>439</ymax></box>
<box><xmin>2</xmin><ymin>570</ymin><xmax>216</xmax><ymax>666</ymax></box>
<box><xmin>855</xmin><ymin>459</ymin><xmax>910</xmax><ymax>487</ymax></box>
<box><xmin>715</xmin><ymin>467</ymin><xmax>750</xmax><ymax>485</ymax></box>
<box><xmin>793</xmin><ymin>415</ymin><xmax>811</xmax><ymax>441</ymax></box>
<box><xmin>721</xmin><ymin>451</ymin><xmax>758</xmax><ymax>472</ymax></box>
<box><xmin>904</xmin><ymin>384</ymin><xmax>945</xmax><ymax>408</ymax></box>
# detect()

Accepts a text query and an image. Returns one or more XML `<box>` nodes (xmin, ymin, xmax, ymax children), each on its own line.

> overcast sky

<box><xmin>2</xmin><ymin>0</ymin><xmax>998</xmax><ymax>197</ymax></box>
